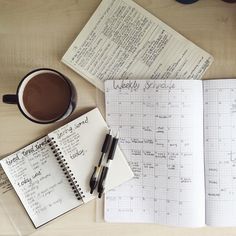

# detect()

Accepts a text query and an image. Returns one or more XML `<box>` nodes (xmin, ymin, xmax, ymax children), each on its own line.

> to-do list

<box><xmin>0</xmin><ymin>137</ymin><xmax>79</xmax><ymax>228</ymax></box>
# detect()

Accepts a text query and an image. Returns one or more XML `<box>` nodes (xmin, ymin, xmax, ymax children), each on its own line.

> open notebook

<box><xmin>105</xmin><ymin>79</ymin><xmax>236</xmax><ymax>227</ymax></box>
<box><xmin>62</xmin><ymin>0</ymin><xmax>213</xmax><ymax>91</ymax></box>
<box><xmin>0</xmin><ymin>108</ymin><xmax>133</xmax><ymax>228</ymax></box>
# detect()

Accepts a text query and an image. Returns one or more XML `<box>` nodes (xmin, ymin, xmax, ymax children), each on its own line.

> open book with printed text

<box><xmin>62</xmin><ymin>0</ymin><xmax>213</xmax><ymax>91</ymax></box>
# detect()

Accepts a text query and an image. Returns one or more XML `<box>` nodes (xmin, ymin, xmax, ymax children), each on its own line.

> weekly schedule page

<box><xmin>104</xmin><ymin>79</ymin><xmax>205</xmax><ymax>227</ymax></box>
<box><xmin>203</xmin><ymin>79</ymin><xmax>236</xmax><ymax>226</ymax></box>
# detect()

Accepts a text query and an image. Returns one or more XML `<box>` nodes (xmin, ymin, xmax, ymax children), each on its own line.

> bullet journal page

<box><xmin>203</xmin><ymin>79</ymin><xmax>236</xmax><ymax>226</ymax></box>
<box><xmin>104</xmin><ymin>80</ymin><xmax>205</xmax><ymax>227</ymax></box>
<box><xmin>0</xmin><ymin>137</ymin><xmax>80</xmax><ymax>228</ymax></box>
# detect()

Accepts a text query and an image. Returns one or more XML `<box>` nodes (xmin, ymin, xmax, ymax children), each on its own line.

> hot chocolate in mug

<box><xmin>2</xmin><ymin>68</ymin><xmax>77</xmax><ymax>124</ymax></box>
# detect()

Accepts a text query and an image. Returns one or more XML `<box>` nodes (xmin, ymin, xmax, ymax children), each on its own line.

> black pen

<box><xmin>98</xmin><ymin>132</ymin><xmax>119</xmax><ymax>198</ymax></box>
<box><xmin>89</xmin><ymin>130</ymin><xmax>112</xmax><ymax>194</ymax></box>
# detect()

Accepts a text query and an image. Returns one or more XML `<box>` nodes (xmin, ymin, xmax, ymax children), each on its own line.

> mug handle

<box><xmin>2</xmin><ymin>94</ymin><xmax>18</xmax><ymax>104</ymax></box>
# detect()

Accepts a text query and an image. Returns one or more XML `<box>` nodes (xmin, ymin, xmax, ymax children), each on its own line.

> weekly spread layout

<box><xmin>104</xmin><ymin>79</ymin><xmax>236</xmax><ymax>227</ymax></box>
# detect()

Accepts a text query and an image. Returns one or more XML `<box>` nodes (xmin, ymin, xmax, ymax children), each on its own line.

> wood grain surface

<box><xmin>0</xmin><ymin>0</ymin><xmax>236</xmax><ymax>235</ymax></box>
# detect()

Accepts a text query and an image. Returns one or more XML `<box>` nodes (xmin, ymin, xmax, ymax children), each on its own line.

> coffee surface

<box><xmin>23</xmin><ymin>73</ymin><xmax>71</xmax><ymax>121</ymax></box>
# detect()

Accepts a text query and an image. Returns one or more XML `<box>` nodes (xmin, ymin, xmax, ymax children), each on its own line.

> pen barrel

<box><xmin>101</xmin><ymin>133</ymin><xmax>112</xmax><ymax>153</ymax></box>
<box><xmin>98</xmin><ymin>166</ymin><xmax>109</xmax><ymax>198</ymax></box>
<box><xmin>101</xmin><ymin>167</ymin><xmax>108</xmax><ymax>182</ymax></box>
<box><xmin>108</xmin><ymin>138</ymin><xmax>118</xmax><ymax>160</ymax></box>
<box><xmin>89</xmin><ymin>166</ymin><xmax>98</xmax><ymax>194</ymax></box>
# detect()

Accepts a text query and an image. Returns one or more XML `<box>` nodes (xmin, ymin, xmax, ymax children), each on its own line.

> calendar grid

<box><xmin>104</xmin><ymin>80</ymin><xmax>205</xmax><ymax>227</ymax></box>
<box><xmin>204</xmin><ymin>80</ymin><xmax>236</xmax><ymax>226</ymax></box>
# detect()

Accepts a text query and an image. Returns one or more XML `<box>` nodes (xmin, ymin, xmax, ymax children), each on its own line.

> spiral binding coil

<box><xmin>47</xmin><ymin>137</ymin><xmax>85</xmax><ymax>201</ymax></box>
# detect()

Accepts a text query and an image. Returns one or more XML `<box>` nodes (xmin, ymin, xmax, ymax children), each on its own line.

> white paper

<box><xmin>104</xmin><ymin>80</ymin><xmax>205</xmax><ymax>227</ymax></box>
<box><xmin>62</xmin><ymin>0</ymin><xmax>213</xmax><ymax>91</ymax></box>
<box><xmin>0</xmin><ymin>137</ymin><xmax>80</xmax><ymax>228</ymax></box>
<box><xmin>48</xmin><ymin>108</ymin><xmax>134</xmax><ymax>203</ymax></box>
<box><xmin>203</xmin><ymin>79</ymin><xmax>236</xmax><ymax>226</ymax></box>
<box><xmin>0</xmin><ymin>109</ymin><xmax>133</xmax><ymax>228</ymax></box>
<box><xmin>0</xmin><ymin>166</ymin><xmax>12</xmax><ymax>195</ymax></box>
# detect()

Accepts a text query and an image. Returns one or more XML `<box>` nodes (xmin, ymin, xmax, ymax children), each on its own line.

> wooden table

<box><xmin>0</xmin><ymin>0</ymin><xmax>236</xmax><ymax>235</ymax></box>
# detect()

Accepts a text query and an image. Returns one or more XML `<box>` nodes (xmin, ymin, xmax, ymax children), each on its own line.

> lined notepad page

<box><xmin>48</xmin><ymin>108</ymin><xmax>133</xmax><ymax>203</ymax></box>
<box><xmin>104</xmin><ymin>80</ymin><xmax>205</xmax><ymax>227</ymax></box>
<box><xmin>204</xmin><ymin>79</ymin><xmax>236</xmax><ymax>226</ymax></box>
<box><xmin>62</xmin><ymin>0</ymin><xmax>213</xmax><ymax>91</ymax></box>
<box><xmin>0</xmin><ymin>137</ymin><xmax>80</xmax><ymax>228</ymax></box>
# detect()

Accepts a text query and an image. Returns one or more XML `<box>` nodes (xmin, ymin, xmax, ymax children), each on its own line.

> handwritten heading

<box><xmin>112</xmin><ymin>80</ymin><xmax>175</xmax><ymax>92</ymax></box>
<box><xmin>56</xmin><ymin>116</ymin><xmax>89</xmax><ymax>139</ymax></box>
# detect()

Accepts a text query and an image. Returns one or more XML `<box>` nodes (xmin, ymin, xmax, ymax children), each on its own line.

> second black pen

<box><xmin>97</xmin><ymin>132</ymin><xmax>119</xmax><ymax>198</ymax></box>
<box><xmin>89</xmin><ymin>130</ymin><xmax>112</xmax><ymax>194</ymax></box>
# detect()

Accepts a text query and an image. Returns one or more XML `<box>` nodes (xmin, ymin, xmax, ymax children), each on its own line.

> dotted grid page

<box><xmin>204</xmin><ymin>79</ymin><xmax>236</xmax><ymax>226</ymax></box>
<box><xmin>104</xmin><ymin>80</ymin><xmax>205</xmax><ymax>227</ymax></box>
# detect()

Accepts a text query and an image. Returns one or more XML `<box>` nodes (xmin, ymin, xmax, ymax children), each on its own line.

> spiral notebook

<box><xmin>0</xmin><ymin>108</ymin><xmax>133</xmax><ymax>228</ymax></box>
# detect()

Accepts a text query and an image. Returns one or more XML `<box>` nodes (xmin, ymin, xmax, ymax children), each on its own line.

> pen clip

<box><xmin>107</xmin><ymin>133</ymin><xmax>119</xmax><ymax>161</ymax></box>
